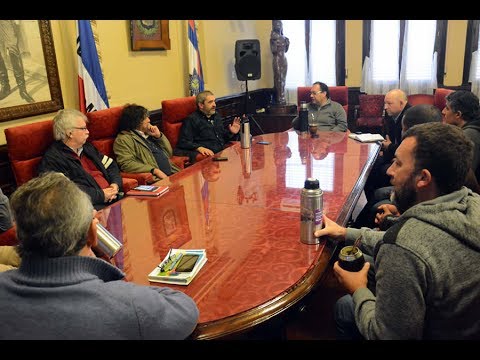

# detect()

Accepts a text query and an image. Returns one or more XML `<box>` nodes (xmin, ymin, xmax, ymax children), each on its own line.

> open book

<box><xmin>126</xmin><ymin>184</ymin><xmax>169</xmax><ymax>197</ymax></box>
<box><xmin>348</xmin><ymin>133</ymin><xmax>385</xmax><ymax>143</ymax></box>
<box><xmin>148</xmin><ymin>249</ymin><xmax>207</xmax><ymax>285</ymax></box>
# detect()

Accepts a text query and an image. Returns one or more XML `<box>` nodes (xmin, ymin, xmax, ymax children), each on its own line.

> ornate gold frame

<box><xmin>130</xmin><ymin>20</ymin><xmax>170</xmax><ymax>51</ymax></box>
<box><xmin>0</xmin><ymin>20</ymin><xmax>63</xmax><ymax>123</ymax></box>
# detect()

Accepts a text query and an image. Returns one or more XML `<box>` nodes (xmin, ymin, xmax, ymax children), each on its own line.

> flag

<box><xmin>188</xmin><ymin>20</ymin><xmax>204</xmax><ymax>96</ymax></box>
<box><xmin>77</xmin><ymin>20</ymin><xmax>109</xmax><ymax>113</ymax></box>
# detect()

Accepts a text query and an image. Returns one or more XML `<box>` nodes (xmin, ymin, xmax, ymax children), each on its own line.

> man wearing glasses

<box><xmin>292</xmin><ymin>81</ymin><xmax>348</xmax><ymax>132</ymax></box>
<box><xmin>39</xmin><ymin>109</ymin><xmax>123</xmax><ymax>210</ymax></box>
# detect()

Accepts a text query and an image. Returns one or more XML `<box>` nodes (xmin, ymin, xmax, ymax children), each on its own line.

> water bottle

<box><xmin>298</xmin><ymin>101</ymin><xmax>309</xmax><ymax>132</ymax></box>
<box><xmin>240</xmin><ymin>119</ymin><xmax>251</xmax><ymax>148</ymax></box>
<box><xmin>94</xmin><ymin>223</ymin><xmax>123</xmax><ymax>258</ymax></box>
<box><xmin>300</xmin><ymin>178</ymin><xmax>323</xmax><ymax>244</ymax></box>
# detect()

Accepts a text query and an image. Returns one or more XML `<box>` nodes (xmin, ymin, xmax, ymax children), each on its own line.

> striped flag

<box><xmin>77</xmin><ymin>20</ymin><xmax>109</xmax><ymax>113</ymax></box>
<box><xmin>188</xmin><ymin>20</ymin><xmax>204</xmax><ymax>96</ymax></box>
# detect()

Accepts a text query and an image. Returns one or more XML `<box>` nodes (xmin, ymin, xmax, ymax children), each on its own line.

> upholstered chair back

<box><xmin>5</xmin><ymin>120</ymin><xmax>54</xmax><ymax>187</ymax></box>
<box><xmin>161</xmin><ymin>96</ymin><xmax>197</xmax><ymax>149</ymax></box>
<box><xmin>355</xmin><ymin>94</ymin><xmax>385</xmax><ymax>133</ymax></box>
<box><xmin>297</xmin><ymin>86</ymin><xmax>349</xmax><ymax>115</ymax></box>
<box><xmin>434</xmin><ymin>88</ymin><xmax>454</xmax><ymax>111</ymax></box>
<box><xmin>86</xmin><ymin>106</ymin><xmax>124</xmax><ymax>158</ymax></box>
<box><xmin>407</xmin><ymin>94</ymin><xmax>435</xmax><ymax>107</ymax></box>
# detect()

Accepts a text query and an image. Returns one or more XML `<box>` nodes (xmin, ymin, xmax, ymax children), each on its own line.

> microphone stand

<box><xmin>244</xmin><ymin>80</ymin><xmax>264</xmax><ymax>135</ymax></box>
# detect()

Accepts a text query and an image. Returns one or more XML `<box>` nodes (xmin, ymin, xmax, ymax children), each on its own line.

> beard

<box><xmin>391</xmin><ymin>174</ymin><xmax>417</xmax><ymax>214</ymax></box>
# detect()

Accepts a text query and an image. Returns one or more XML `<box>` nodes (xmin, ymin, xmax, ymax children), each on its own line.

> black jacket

<box><xmin>39</xmin><ymin>141</ymin><xmax>123</xmax><ymax>209</ymax></box>
<box><xmin>174</xmin><ymin>110</ymin><xmax>237</xmax><ymax>154</ymax></box>
<box><xmin>382</xmin><ymin>103</ymin><xmax>412</xmax><ymax>162</ymax></box>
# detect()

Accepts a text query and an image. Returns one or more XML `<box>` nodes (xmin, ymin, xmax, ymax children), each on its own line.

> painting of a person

<box><xmin>0</xmin><ymin>20</ymin><xmax>34</xmax><ymax>103</ymax></box>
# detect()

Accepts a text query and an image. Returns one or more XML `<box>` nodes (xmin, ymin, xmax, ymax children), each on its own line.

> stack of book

<box><xmin>126</xmin><ymin>185</ymin><xmax>169</xmax><ymax>197</ymax></box>
<box><xmin>148</xmin><ymin>249</ymin><xmax>207</xmax><ymax>285</ymax></box>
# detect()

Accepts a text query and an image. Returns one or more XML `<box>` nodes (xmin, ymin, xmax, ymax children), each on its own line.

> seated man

<box><xmin>39</xmin><ymin>109</ymin><xmax>122</xmax><ymax>210</ymax></box>
<box><xmin>0</xmin><ymin>172</ymin><xmax>199</xmax><ymax>339</ymax></box>
<box><xmin>0</xmin><ymin>188</ymin><xmax>12</xmax><ymax>234</ymax></box>
<box><xmin>363</xmin><ymin>89</ymin><xmax>411</xmax><ymax>201</ymax></box>
<box><xmin>0</xmin><ymin>189</ymin><xmax>19</xmax><ymax>272</ymax></box>
<box><xmin>354</xmin><ymin>104</ymin><xmax>442</xmax><ymax>228</ymax></box>
<box><xmin>173</xmin><ymin>90</ymin><xmax>241</xmax><ymax>163</ymax></box>
<box><xmin>114</xmin><ymin>104</ymin><xmax>180</xmax><ymax>181</ymax></box>
<box><xmin>292</xmin><ymin>81</ymin><xmax>347</xmax><ymax>132</ymax></box>
<box><xmin>316</xmin><ymin>122</ymin><xmax>480</xmax><ymax>339</ymax></box>
<box><xmin>442</xmin><ymin>90</ymin><xmax>480</xmax><ymax>182</ymax></box>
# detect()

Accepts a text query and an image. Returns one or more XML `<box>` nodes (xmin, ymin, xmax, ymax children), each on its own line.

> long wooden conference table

<box><xmin>100</xmin><ymin>130</ymin><xmax>380</xmax><ymax>340</ymax></box>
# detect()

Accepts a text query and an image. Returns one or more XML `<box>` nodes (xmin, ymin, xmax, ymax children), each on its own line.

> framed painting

<box><xmin>130</xmin><ymin>20</ymin><xmax>171</xmax><ymax>51</ymax></box>
<box><xmin>0</xmin><ymin>20</ymin><xmax>63</xmax><ymax>123</ymax></box>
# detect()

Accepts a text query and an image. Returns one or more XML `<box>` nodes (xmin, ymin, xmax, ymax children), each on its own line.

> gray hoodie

<box><xmin>463</xmin><ymin>120</ymin><xmax>480</xmax><ymax>180</ymax></box>
<box><xmin>345</xmin><ymin>187</ymin><xmax>480</xmax><ymax>339</ymax></box>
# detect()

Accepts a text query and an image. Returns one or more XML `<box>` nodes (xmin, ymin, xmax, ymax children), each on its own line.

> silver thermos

<box><xmin>240</xmin><ymin>119</ymin><xmax>251</xmax><ymax>149</ymax></box>
<box><xmin>94</xmin><ymin>223</ymin><xmax>123</xmax><ymax>258</ymax></box>
<box><xmin>300</xmin><ymin>178</ymin><xmax>323</xmax><ymax>244</ymax></box>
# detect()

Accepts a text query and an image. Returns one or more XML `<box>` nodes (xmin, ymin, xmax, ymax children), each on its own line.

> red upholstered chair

<box><xmin>86</xmin><ymin>106</ymin><xmax>152</xmax><ymax>186</ymax></box>
<box><xmin>0</xmin><ymin>226</ymin><xmax>17</xmax><ymax>246</ymax></box>
<box><xmin>87</xmin><ymin>106</ymin><xmax>188</xmax><ymax>178</ymax></box>
<box><xmin>4</xmin><ymin>118</ymin><xmax>137</xmax><ymax>193</ymax></box>
<box><xmin>161</xmin><ymin>96</ymin><xmax>197</xmax><ymax>150</ymax></box>
<box><xmin>161</xmin><ymin>96</ymin><xmax>206</xmax><ymax>163</ymax></box>
<box><xmin>297</xmin><ymin>86</ymin><xmax>349</xmax><ymax>115</ymax></box>
<box><xmin>434</xmin><ymin>88</ymin><xmax>454</xmax><ymax>111</ymax></box>
<box><xmin>407</xmin><ymin>94</ymin><xmax>435</xmax><ymax>107</ymax></box>
<box><xmin>4</xmin><ymin>120</ymin><xmax>54</xmax><ymax>187</ymax></box>
<box><xmin>355</xmin><ymin>94</ymin><xmax>385</xmax><ymax>133</ymax></box>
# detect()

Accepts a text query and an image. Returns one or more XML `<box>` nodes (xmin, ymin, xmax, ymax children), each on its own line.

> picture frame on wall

<box><xmin>130</xmin><ymin>20</ymin><xmax>171</xmax><ymax>51</ymax></box>
<box><xmin>0</xmin><ymin>20</ymin><xmax>63</xmax><ymax>123</ymax></box>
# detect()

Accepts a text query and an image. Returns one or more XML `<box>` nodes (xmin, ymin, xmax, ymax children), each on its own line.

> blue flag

<box><xmin>77</xmin><ymin>20</ymin><xmax>109</xmax><ymax>113</ymax></box>
<box><xmin>188</xmin><ymin>20</ymin><xmax>204</xmax><ymax>96</ymax></box>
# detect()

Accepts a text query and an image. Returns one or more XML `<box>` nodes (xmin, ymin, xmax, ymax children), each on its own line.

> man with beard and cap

<box><xmin>315</xmin><ymin>122</ymin><xmax>480</xmax><ymax>339</ymax></box>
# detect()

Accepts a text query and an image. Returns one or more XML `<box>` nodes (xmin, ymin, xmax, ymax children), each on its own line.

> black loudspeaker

<box><xmin>235</xmin><ymin>39</ymin><xmax>261</xmax><ymax>81</ymax></box>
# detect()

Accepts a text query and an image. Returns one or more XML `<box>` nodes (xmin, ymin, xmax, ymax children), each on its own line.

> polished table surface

<box><xmin>100</xmin><ymin>130</ymin><xmax>380</xmax><ymax>339</ymax></box>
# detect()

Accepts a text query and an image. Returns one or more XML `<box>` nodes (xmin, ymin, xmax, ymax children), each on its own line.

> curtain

<box><xmin>283</xmin><ymin>20</ymin><xmax>337</xmax><ymax>105</ymax></box>
<box><xmin>468</xmin><ymin>21</ymin><xmax>480</xmax><ymax>97</ymax></box>
<box><xmin>399</xmin><ymin>20</ymin><xmax>437</xmax><ymax>94</ymax></box>
<box><xmin>361</xmin><ymin>20</ymin><xmax>400</xmax><ymax>95</ymax></box>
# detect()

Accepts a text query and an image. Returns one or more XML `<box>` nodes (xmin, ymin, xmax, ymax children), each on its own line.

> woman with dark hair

<box><xmin>114</xmin><ymin>104</ymin><xmax>181</xmax><ymax>181</ymax></box>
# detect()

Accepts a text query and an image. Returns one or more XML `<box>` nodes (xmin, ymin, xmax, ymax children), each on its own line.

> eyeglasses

<box><xmin>310</xmin><ymin>90</ymin><xmax>323</xmax><ymax>95</ymax></box>
<box><xmin>72</xmin><ymin>126</ymin><xmax>88</xmax><ymax>131</ymax></box>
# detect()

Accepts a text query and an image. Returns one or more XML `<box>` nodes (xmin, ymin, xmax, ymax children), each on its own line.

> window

<box><xmin>464</xmin><ymin>20</ymin><xmax>480</xmax><ymax>97</ymax></box>
<box><xmin>362</xmin><ymin>20</ymin><xmax>446</xmax><ymax>95</ymax></box>
<box><xmin>283</xmin><ymin>20</ymin><xmax>345</xmax><ymax>104</ymax></box>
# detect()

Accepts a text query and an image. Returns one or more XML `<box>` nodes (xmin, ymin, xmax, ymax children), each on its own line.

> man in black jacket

<box><xmin>173</xmin><ymin>90</ymin><xmax>241</xmax><ymax>163</ymax></box>
<box><xmin>39</xmin><ymin>109</ymin><xmax>123</xmax><ymax>210</ymax></box>
<box><xmin>363</xmin><ymin>89</ymin><xmax>411</xmax><ymax>201</ymax></box>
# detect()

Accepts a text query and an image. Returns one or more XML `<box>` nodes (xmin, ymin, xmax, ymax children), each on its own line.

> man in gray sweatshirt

<box><xmin>443</xmin><ymin>90</ymin><xmax>480</xmax><ymax>182</ymax></box>
<box><xmin>316</xmin><ymin>122</ymin><xmax>480</xmax><ymax>339</ymax></box>
<box><xmin>0</xmin><ymin>172</ymin><xmax>199</xmax><ymax>339</ymax></box>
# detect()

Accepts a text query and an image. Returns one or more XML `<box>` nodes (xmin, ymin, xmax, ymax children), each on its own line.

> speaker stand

<box><xmin>244</xmin><ymin>80</ymin><xmax>264</xmax><ymax>134</ymax></box>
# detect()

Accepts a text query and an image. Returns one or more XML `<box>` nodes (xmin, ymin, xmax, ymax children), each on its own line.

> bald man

<box><xmin>364</xmin><ymin>89</ymin><xmax>411</xmax><ymax>201</ymax></box>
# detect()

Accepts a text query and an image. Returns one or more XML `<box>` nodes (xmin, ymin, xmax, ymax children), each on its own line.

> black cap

<box><xmin>304</xmin><ymin>178</ymin><xmax>319</xmax><ymax>189</ymax></box>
